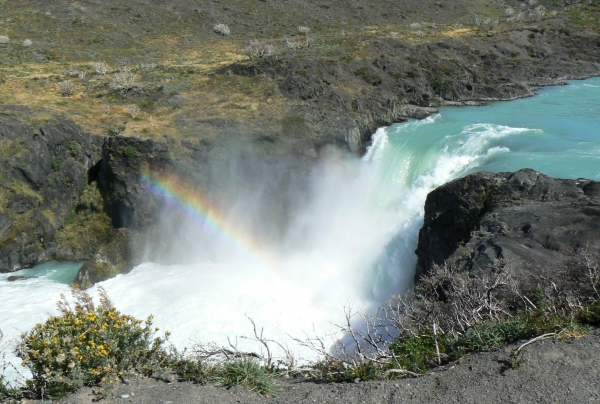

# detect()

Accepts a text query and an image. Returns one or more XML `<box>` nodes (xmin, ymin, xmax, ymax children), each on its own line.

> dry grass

<box><xmin>0</xmin><ymin>0</ymin><xmax>578</xmax><ymax>143</ymax></box>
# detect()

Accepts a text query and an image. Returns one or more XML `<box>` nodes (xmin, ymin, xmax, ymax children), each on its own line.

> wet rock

<box><xmin>74</xmin><ymin>229</ymin><xmax>135</xmax><ymax>288</ymax></box>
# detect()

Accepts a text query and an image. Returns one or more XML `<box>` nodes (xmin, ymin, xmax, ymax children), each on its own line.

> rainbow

<box><xmin>140</xmin><ymin>171</ymin><xmax>280</xmax><ymax>271</ymax></box>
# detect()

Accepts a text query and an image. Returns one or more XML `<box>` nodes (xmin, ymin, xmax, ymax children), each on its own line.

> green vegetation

<box><xmin>210</xmin><ymin>358</ymin><xmax>276</xmax><ymax>396</ymax></box>
<box><xmin>389</xmin><ymin>304</ymin><xmax>589</xmax><ymax>375</ymax></box>
<box><xmin>51</xmin><ymin>157</ymin><xmax>65</xmax><ymax>171</ymax></box>
<box><xmin>355</xmin><ymin>66</ymin><xmax>383</xmax><ymax>86</ymax></box>
<box><xmin>303</xmin><ymin>259</ymin><xmax>600</xmax><ymax>383</ymax></box>
<box><xmin>280</xmin><ymin>115</ymin><xmax>312</xmax><ymax>138</ymax></box>
<box><xmin>67</xmin><ymin>141</ymin><xmax>80</xmax><ymax>157</ymax></box>
<box><xmin>0</xmin><ymin>375</ymin><xmax>21</xmax><ymax>403</ymax></box>
<box><xmin>431</xmin><ymin>76</ymin><xmax>454</xmax><ymax>97</ymax></box>
<box><xmin>170</xmin><ymin>355</ymin><xmax>277</xmax><ymax>396</ymax></box>
<box><xmin>55</xmin><ymin>182</ymin><xmax>113</xmax><ymax>260</ymax></box>
<box><xmin>123</xmin><ymin>145</ymin><xmax>139</xmax><ymax>159</ymax></box>
<box><xmin>570</xmin><ymin>4</ymin><xmax>600</xmax><ymax>30</ymax></box>
<box><xmin>14</xmin><ymin>288</ymin><xmax>170</xmax><ymax>399</ymax></box>
<box><xmin>2</xmin><ymin>259</ymin><xmax>599</xmax><ymax>400</ymax></box>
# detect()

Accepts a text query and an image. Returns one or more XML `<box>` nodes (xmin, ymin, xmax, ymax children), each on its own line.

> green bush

<box><xmin>51</xmin><ymin>157</ymin><xmax>65</xmax><ymax>171</ymax></box>
<box><xmin>210</xmin><ymin>358</ymin><xmax>276</xmax><ymax>396</ymax></box>
<box><xmin>431</xmin><ymin>76</ymin><xmax>453</xmax><ymax>96</ymax></box>
<box><xmin>15</xmin><ymin>288</ymin><xmax>170</xmax><ymax>399</ymax></box>
<box><xmin>0</xmin><ymin>374</ymin><xmax>22</xmax><ymax>402</ymax></box>
<box><xmin>313</xmin><ymin>359</ymin><xmax>382</xmax><ymax>383</ymax></box>
<box><xmin>578</xmin><ymin>299</ymin><xmax>600</xmax><ymax>326</ymax></box>
<box><xmin>67</xmin><ymin>141</ymin><xmax>81</xmax><ymax>157</ymax></box>
<box><xmin>123</xmin><ymin>145</ymin><xmax>139</xmax><ymax>159</ymax></box>
<box><xmin>355</xmin><ymin>67</ymin><xmax>382</xmax><ymax>86</ymax></box>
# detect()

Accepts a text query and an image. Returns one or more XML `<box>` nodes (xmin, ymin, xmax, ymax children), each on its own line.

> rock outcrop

<box><xmin>415</xmin><ymin>169</ymin><xmax>600</xmax><ymax>291</ymax></box>
<box><xmin>226</xmin><ymin>27</ymin><xmax>600</xmax><ymax>154</ymax></box>
<box><xmin>0</xmin><ymin>116</ymin><xmax>173</xmax><ymax>284</ymax></box>
<box><xmin>0</xmin><ymin>116</ymin><xmax>103</xmax><ymax>271</ymax></box>
<box><xmin>95</xmin><ymin>135</ymin><xmax>172</xmax><ymax>231</ymax></box>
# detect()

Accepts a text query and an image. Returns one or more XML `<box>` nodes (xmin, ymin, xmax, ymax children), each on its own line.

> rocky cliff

<box><xmin>0</xmin><ymin>116</ymin><xmax>102</xmax><ymax>271</ymax></box>
<box><xmin>0</xmin><ymin>115</ymin><xmax>174</xmax><ymax>286</ymax></box>
<box><xmin>416</xmin><ymin>168</ymin><xmax>600</xmax><ymax>291</ymax></box>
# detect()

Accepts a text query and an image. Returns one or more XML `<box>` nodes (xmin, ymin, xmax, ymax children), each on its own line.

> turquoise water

<box><xmin>0</xmin><ymin>78</ymin><xmax>599</xmax><ymax>383</ymax></box>
<box><xmin>2</xmin><ymin>261</ymin><xmax>82</xmax><ymax>284</ymax></box>
<box><xmin>379</xmin><ymin>78</ymin><xmax>600</xmax><ymax>184</ymax></box>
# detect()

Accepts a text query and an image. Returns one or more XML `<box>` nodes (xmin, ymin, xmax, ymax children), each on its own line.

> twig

<box><xmin>514</xmin><ymin>333</ymin><xmax>557</xmax><ymax>355</ymax></box>
<box><xmin>383</xmin><ymin>368</ymin><xmax>423</xmax><ymax>378</ymax></box>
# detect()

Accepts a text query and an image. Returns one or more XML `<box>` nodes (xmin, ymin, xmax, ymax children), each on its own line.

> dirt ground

<box><xmin>48</xmin><ymin>328</ymin><xmax>600</xmax><ymax>404</ymax></box>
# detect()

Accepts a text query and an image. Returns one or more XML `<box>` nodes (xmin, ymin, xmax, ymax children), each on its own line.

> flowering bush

<box><xmin>15</xmin><ymin>287</ymin><xmax>170</xmax><ymax>398</ymax></box>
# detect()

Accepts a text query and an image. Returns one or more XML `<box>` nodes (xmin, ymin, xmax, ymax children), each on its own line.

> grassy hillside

<box><xmin>1</xmin><ymin>0</ymin><xmax>596</xmax><ymax>147</ymax></box>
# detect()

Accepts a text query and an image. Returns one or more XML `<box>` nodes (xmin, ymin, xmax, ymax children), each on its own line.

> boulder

<box><xmin>415</xmin><ymin>169</ymin><xmax>600</xmax><ymax>292</ymax></box>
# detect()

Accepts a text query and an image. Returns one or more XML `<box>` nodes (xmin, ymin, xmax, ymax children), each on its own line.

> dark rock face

<box><xmin>416</xmin><ymin>169</ymin><xmax>600</xmax><ymax>291</ymax></box>
<box><xmin>0</xmin><ymin>116</ymin><xmax>103</xmax><ymax>271</ymax></box>
<box><xmin>96</xmin><ymin>136</ymin><xmax>172</xmax><ymax>230</ymax></box>
<box><xmin>0</xmin><ymin>116</ymin><xmax>172</xmax><ymax>279</ymax></box>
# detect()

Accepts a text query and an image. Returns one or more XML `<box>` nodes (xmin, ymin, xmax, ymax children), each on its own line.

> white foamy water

<box><xmin>0</xmin><ymin>119</ymin><xmax>528</xmax><ymax>382</ymax></box>
<box><xmin>4</xmin><ymin>75</ymin><xmax>600</xmax><ymax>383</ymax></box>
<box><xmin>87</xmin><ymin>119</ymin><xmax>517</xmax><ymax>361</ymax></box>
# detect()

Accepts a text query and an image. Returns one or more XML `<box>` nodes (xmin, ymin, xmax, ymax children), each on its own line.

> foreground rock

<box><xmin>52</xmin><ymin>329</ymin><xmax>600</xmax><ymax>403</ymax></box>
<box><xmin>416</xmin><ymin>168</ymin><xmax>600</xmax><ymax>292</ymax></box>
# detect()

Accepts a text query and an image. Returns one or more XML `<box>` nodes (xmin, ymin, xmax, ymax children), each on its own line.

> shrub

<box><xmin>431</xmin><ymin>76</ymin><xmax>453</xmax><ymax>97</ymax></box>
<box><xmin>297</xmin><ymin>26</ymin><xmax>310</xmax><ymax>35</ymax></box>
<box><xmin>1</xmin><ymin>329</ymin><xmax>23</xmax><ymax>402</ymax></box>
<box><xmin>51</xmin><ymin>157</ymin><xmax>65</xmax><ymax>171</ymax></box>
<box><xmin>123</xmin><ymin>146</ymin><xmax>139</xmax><ymax>159</ymax></box>
<box><xmin>355</xmin><ymin>66</ymin><xmax>382</xmax><ymax>86</ymax></box>
<box><xmin>110</xmin><ymin>72</ymin><xmax>136</xmax><ymax>93</ymax></box>
<box><xmin>59</xmin><ymin>81</ymin><xmax>75</xmax><ymax>96</ymax></box>
<box><xmin>0</xmin><ymin>36</ymin><xmax>8</xmax><ymax>44</ymax></box>
<box><xmin>243</xmin><ymin>41</ymin><xmax>276</xmax><ymax>59</ymax></box>
<box><xmin>210</xmin><ymin>358</ymin><xmax>276</xmax><ymax>396</ymax></box>
<box><xmin>66</xmin><ymin>67</ymin><xmax>81</xmax><ymax>77</ymax></box>
<box><xmin>213</xmin><ymin>23</ymin><xmax>230</xmax><ymax>36</ymax></box>
<box><xmin>22</xmin><ymin>39</ymin><xmax>32</xmax><ymax>47</ymax></box>
<box><xmin>67</xmin><ymin>141</ymin><xmax>80</xmax><ymax>157</ymax></box>
<box><xmin>15</xmin><ymin>288</ymin><xmax>170</xmax><ymax>399</ymax></box>
<box><xmin>107</xmin><ymin>126</ymin><xmax>125</xmax><ymax>137</ymax></box>
<box><xmin>124</xmin><ymin>104</ymin><xmax>140</xmax><ymax>118</ymax></box>
<box><xmin>285</xmin><ymin>39</ymin><xmax>303</xmax><ymax>50</ymax></box>
<box><xmin>93</xmin><ymin>61</ymin><xmax>108</xmax><ymax>75</ymax></box>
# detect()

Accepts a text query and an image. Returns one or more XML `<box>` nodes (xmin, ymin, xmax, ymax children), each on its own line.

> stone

<box><xmin>415</xmin><ymin>169</ymin><xmax>600</xmax><ymax>293</ymax></box>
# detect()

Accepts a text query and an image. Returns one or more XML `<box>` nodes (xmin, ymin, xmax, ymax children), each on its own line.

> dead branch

<box><xmin>383</xmin><ymin>368</ymin><xmax>423</xmax><ymax>378</ymax></box>
<box><xmin>513</xmin><ymin>333</ymin><xmax>557</xmax><ymax>356</ymax></box>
